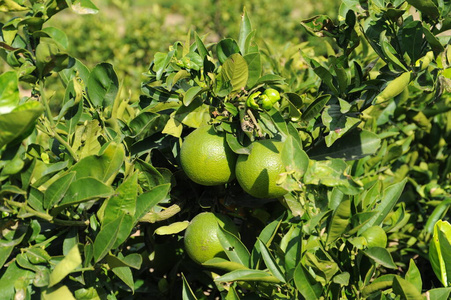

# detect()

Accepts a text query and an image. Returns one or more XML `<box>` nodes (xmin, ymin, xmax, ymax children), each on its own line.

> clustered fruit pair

<box><xmin>179</xmin><ymin>89</ymin><xmax>287</xmax><ymax>199</ymax></box>
<box><xmin>179</xmin><ymin>127</ymin><xmax>287</xmax><ymax>199</ymax></box>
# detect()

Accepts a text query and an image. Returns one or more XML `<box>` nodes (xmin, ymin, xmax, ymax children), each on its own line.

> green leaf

<box><xmin>400</xmin><ymin>21</ymin><xmax>424</xmax><ymax>63</ymax></box>
<box><xmin>128</xmin><ymin>111</ymin><xmax>165</xmax><ymax>140</ymax></box>
<box><xmin>222</xmin><ymin>53</ymin><xmax>248</xmax><ymax>93</ymax></box>
<box><xmin>429</xmin><ymin>220</ymin><xmax>451</xmax><ymax>287</ymax></box>
<box><xmin>358</xmin><ymin>179</ymin><xmax>407</xmax><ymax>233</ymax></box>
<box><xmin>0</xmin><ymin>0</ymin><xmax>27</xmax><ymax>11</ymax></box>
<box><xmin>426</xmin><ymin>288</ymin><xmax>451</xmax><ymax>300</ymax></box>
<box><xmin>302</xmin><ymin>94</ymin><xmax>331</xmax><ymax>122</ymax></box>
<box><xmin>87</xmin><ymin>63</ymin><xmax>119</xmax><ymax>108</ymax></box>
<box><xmin>0</xmin><ymin>71</ymin><xmax>19</xmax><ymax>114</ymax></box>
<box><xmin>257</xmin><ymin>239</ymin><xmax>286</xmax><ymax>283</ymax></box>
<box><xmin>309</xmin><ymin>129</ymin><xmax>381</xmax><ymax>160</ymax></box>
<box><xmin>405</xmin><ymin>259</ymin><xmax>422</xmax><ymax>292</ymax></box>
<box><xmin>217</xmin><ymin>224</ymin><xmax>250</xmax><ymax>268</ymax></box>
<box><xmin>0</xmin><ymin>246</ymin><xmax>13</xmax><ymax>270</ymax></box>
<box><xmin>49</xmin><ymin>245</ymin><xmax>82</xmax><ymax>287</ymax></box>
<box><xmin>102</xmin><ymin>172</ymin><xmax>138</xmax><ymax>225</ymax></box>
<box><xmin>41</xmin><ymin>27</ymin><xmax>69</xmax><ymax>50</ymax></box>
<box><xmin>392</xmin><ymin>276</ymin><xmax>424</xmax><ymax>300</ymax></box>
<box><xmin>225</xmin><ymin>286</ymin><xmax>241</xmax><ymax>300</ymax></box>
<box><xmin>294</xmin><ymin>263</ymin><xmax>322</xmax><ymax>300</ymax></box>
<box><xmin>93</xmin><ymin>214</ymin><xmax>134</xmax><ymax>262</ymax></box>
<box><xmin>304</xmin><ymin>159</ymin><xmax>362</xmax><ymax>194</ymax></box>
<box><xmin>55</xmin><ymin>177</ymin><xmax>114</xmax><ymax>211</ymax></box>
<box><xmin>69</xmin><ymin>0</ymin><xmax>99</xmax><ymax>14</ymax></box>
<box><xmin>406</xmin><ymin>0</ymin><xmax>440</xmax><ymax>19</ymax></box>
<box><xmin>326</xmin><ymin>200</ymin><xmax>351</xmax><ymax>244</ymax></box>
<box><xmin>106</xmin><ymin>253</ymin><xmax>143</xmax><ymax>270</ymax></box>
<box><xmin>183</xmin><ymin>86</ymin><xmax>203</xmax><ymax>106</ymax></box>
<box><xmin>244</xmin><ymin>52</ymin><xmax>261</xmax><ymax>88</ymax></box>
<box><xmin>217</xmin><ymin>38</ymin><xmax>240</xmax><ymax>64</ymax></box>
<box><xmin>364</xmin><ymin>247</ymin><xmax>397</xmax><ymax>269</ymax></box>
<box><xmin>0</xmin><ymin>101</ymin><xmax>44</xmax><ymax>148</ymax></box>
<box><xmin>134</xmin><ymin>183</ymin><xmax>171</xmax><ymax>222</ymax></box>
<box><xmin>215</xmin><ymin>269</ymin><xmax>281</xmax><ymax>283</ymax></box>
<box><xmin>281</xmin><ymin>135</ymin><xmax>309</xmax><ymax>176</ymax></box>
<box><xmin>42</xmin><ymin>285</ymin><xmax>76</xmax><ymax>300</ymax></box>
<box><xmin>194</xmin><ymin>32</ymin><xmax>208</xmax><ymax>59</ymax></box>
<box><xmin>250</xmin><ymin>216</ymin><xmax>283</xmax><ymax>268</ymax></box>
<box><xmin>238</xmin><ymin>8</ymin><xmax>252</xmax><ymax>55</ymax></box>
<box><xmin>44</xmin><ymin>172</ymin><xmax>76</xmax><ymax>209</ymax></box>
<box><xmin>111</xmin><ymin>266</ymin><xmax>134</xmax><ymax>292</ymax></box>
<box><xmin>203</xmin><ymin>257</ymin><xmax>248</xmax><ymax>272</ymax></box>
<box><xmin>70</xmin><ymin>142</ymin><xmax>125</xmax><ymax>184</ymax></box>
<box><xmin>155</xmin><ymin>221</ymin><xmax>189</xmax><ymax>235</ymax></box>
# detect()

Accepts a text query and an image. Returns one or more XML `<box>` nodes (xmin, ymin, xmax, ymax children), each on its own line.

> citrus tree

<box><xmin>0</xmin><ymin>0</ymin><xmax>451</xmax><ymax>299</ymax></box>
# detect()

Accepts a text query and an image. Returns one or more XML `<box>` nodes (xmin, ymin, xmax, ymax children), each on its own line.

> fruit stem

<box><xmin>140</xmin><ymin>202</ymin><xmax>182</xmax><ymax>223</ymax></box>
<box><xmin>246</xmin><ymin>109</ymin><xmax>263</xmax><ymax>138</ymax></box>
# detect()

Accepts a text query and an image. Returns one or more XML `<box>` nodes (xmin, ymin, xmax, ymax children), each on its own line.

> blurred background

<box><xmin>1</xmin><ymin>0</ymin><xmax>340</xmax><ymax>106</ymax></box>
<box><xmin>46</xmin><ymin>0</ymin><xmax>339</xmax><ymax>95</ymax></box>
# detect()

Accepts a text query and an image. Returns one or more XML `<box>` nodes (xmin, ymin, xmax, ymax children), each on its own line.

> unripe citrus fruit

<box><xmin>235</xmin><ymin>140</ymin><xmax>287</xmax><ymax>199</ymax></box>
<box><xmin>180</xmin><ymin>125</ymin><xmax>237</xmax><ymax>186</ymax></box>
<box><xmin>361</xmin><ymin>226</ymin><xmax>387</xmax><ymax>248</ymax></box>
<box><xmin>184</xmin><ymin>212</ymin><xmax>239</xmax><ymax>264</ymax></box>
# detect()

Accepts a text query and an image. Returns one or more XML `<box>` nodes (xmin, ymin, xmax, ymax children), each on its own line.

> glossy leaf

<box><xmin>294</xmin><ymin>263</ymin><xmax>322</xmax><ymax>300</ymax></box>
<box><xmin>392</xmin><ymin>276</ymin><xmax>423</xmax><ymax>300</ymax></box>
<box><xmin>87</xmin><ymin>63</ymin><xmax>118</xmax><ymax>108</ymax></box>
<box><xmin>55</xmin><ymin>177</ymin><xmax>114</xmax><ymax>211</ymax></box>
<box><xmin>48</xmin><ymin>245</ymin><xmax>82</xmax><ymax>287</ymax></box>
<box><xmin>215</xmin><ymin>269</ymin><xmax>281</xmax><ymax>283</ymax></box>
<box><xmin>0</xmin><ymin>101</ymin><xmax>44</xmax><ymax>148</ymax></box>
<box><xmin>429</xmin><ymin>220</ymin><xmax>451</xmax><ymax>287</ymax></box>
<box><xmin>326</xmin><ymin>199</ymin><xmax>351</xmax><ymax>244</ymax></box>
<box><xmin>102</xmin><ymin>172</ymin><xmax>139</xmax><ymax>225</ymax></box>
<box><xmin>0</xmin><ymin>71</ymin><xmax>19</xmax><ymax>114</ymax></box>
<box><xmin>405</xmin><ymin>259</ymin><xmax>422</xmax><ymax>292</ymax></box>
<box><xmin>203</xmin><ymin>257</ymin><xmax>248</xmax><ymax>272</ymax></box>
<box><xmin>155</xmin><ymin>221</ymin><xmax>189</xmax><ymax>235</ymax></box>
<box><xmin>134</xmin><ymin>183</ymin><xmax>171</xmax><ymax>222</ymax></box>
<box><xmin>364</xmin><ymin>247</ymin><xmax>397</xmax><ymax>269</ymax></box>
<box><xmin>217</xmin><ymin>224</ymin><xmax>250</xmax><ymax>268</ymax></box>
<box><xmin>257</xmin><ymin>238</ymin><xmax>286</xmax><ymax>283</ymax></box>
<box><xmin>42</xmin><ymin>285</ymin><xmax>76</xmax><ymax>300</ymax></box>
<box><xmin>222</xmin><ymin>53</ymin><xmax>248</xmax><ymax>92</ymax></box>
<box><xmin>358</xmin><ymin>179</ymin><xmax>407</xmax><ymax>234</ymax></box>
<box><xmin>43</xmin><ymin>172</ymin><xmax>76</xmax><ymax>209</ymax></box>
<box><xmin>112</xmin><ymin>266</ymin><xmax>134</xmax><ymax>292</ymax></box>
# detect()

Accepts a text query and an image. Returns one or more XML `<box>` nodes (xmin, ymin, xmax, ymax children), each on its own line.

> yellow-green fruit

<box><xmin>180</xmin><ymin>125</ymin><xmax>237</xmax><ymax>186</ymax></box>
<box><xmin>361</xmin><ymin>226</ymin><xmax>388</xmax><ymax>248</ymax></box>
<box><xmin>235</xmin><ymin>140</ymin><xmax>287</xmax><ymax>199</ymax></box>
<box><xmin>184</xmin><ymin>212</ymin><xmax>239</xmax><ymax>265</ymax></box>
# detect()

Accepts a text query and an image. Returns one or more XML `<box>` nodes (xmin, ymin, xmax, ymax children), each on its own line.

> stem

<box><xmin>38</xmin><ymin>81</ymin><xmax>79</xmax><ymax>162</ymax></box>
<box><xmin>247</xmin><ymin>109</ymin><xmax>263</xmax><ymax>138</ymax></box>
<box><xmin>5</xmin><ymin>199</ymin><xmax>89</xmax><ymax>227</ymax></box>
<box><xmin>140</xmin><ymin>203</ymin><xmax>182</xmax><ymax>223</ymax></box>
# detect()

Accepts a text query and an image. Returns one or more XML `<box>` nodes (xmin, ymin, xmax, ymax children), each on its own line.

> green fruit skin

<box><xmin>184</xmin><ymin>212</ymin><xmax>239</xmax><ymax>265</ymax></box>
<box><xmin>180</xmin><ymin>125</ymin><xmax>237</xmax><ymax>186</ymax></box>
<box><xmin>235</xmin><ymin>140</ymin><xmax>287</xmax><ymax>199</ymax></box>
<box><xmin>361</xmin><ymin>226</ymin><xmax>388</xmax><ymax>248</ymax></box>
<box><xmin>260</xmin><ymin>94</ymin><xmax>273</xmax><ymax>110</ymax></box>
<box><xmin>246</xmin><ymin>92</ymin><xmax>261</xmax><ymax>109</ymax></box>
<box><xmin>264</xmin><ymin>88</ymin><xmax>281</xmax><ymax>104</ymax></box>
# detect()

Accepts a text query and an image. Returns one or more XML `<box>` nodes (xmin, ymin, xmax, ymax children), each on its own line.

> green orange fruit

<box><xmin>180</xmin><ymin>125</ymin><xmax>237</xmax><ymax>186</ymax></box>
<box><xmin>184</xmin><ymin>212</ymin><xmax>239</xmax><ymax>264</ymax></box>
<box><xmin>235</xmin><ymin>139</ymin><xmax>287</xmax><ymax>199</ymax></box>
<box><xmin>361</xmin><ymin>226</ymin><xmax>388</xmax><ymax>248</ymax></box>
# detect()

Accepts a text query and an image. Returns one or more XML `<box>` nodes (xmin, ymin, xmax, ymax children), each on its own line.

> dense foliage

<box><xmin>1</xmin><ymin>0</ymin><xmax>451</xmax><ymax>299</ymax></box>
